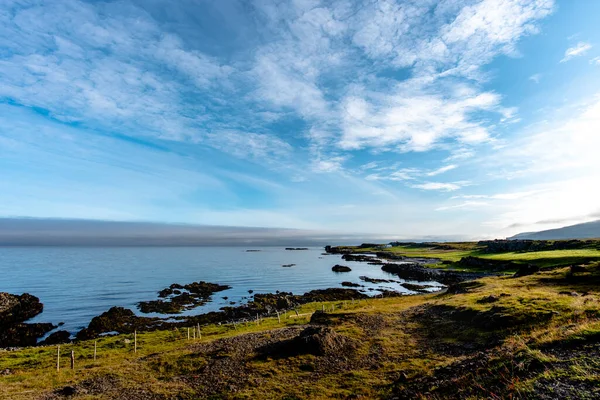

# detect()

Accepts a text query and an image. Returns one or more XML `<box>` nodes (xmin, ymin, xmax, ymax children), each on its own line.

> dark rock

<box><xmin>0</xmin><ymin>292</ymin><xmax>55</xmax><ymax>347</ymax></box>
<box><xmin>359</xmin><ymin>276</ymin><xmax>393</xmax><ymax>284</ymax></box>
<box><xmin>0</xmin><ymin>292</ymin><xmax>43</xmax><ymax>325</ymax></box>
<box><xmin>513</xmin><ymin>264</ymin><xmax>540</xmax><ymax>277</ymax></box>
<box><xmin>285</xmin><ymin>247</ymin><xmax>308</xmax><ymax>250</ymax></box>
<box><xmin>570</xmin><ymin>265</ymin><xmax>587</xmax><ymax>273</ymax></box>
<box><xmin>40</xmin><ymin>330</ymin><xmax>71</xmax><ymax>345</ymax></box>
<box><xmin>281</xmin><ymin>264</ymin><xmax>296</xmax><ymax>268</ymax></box>
<box><xmin>139</xmin><ymin>281</ymin><xmax>231</xmax><ymax>314</ymax></box>
<box><xmin>55</xmin><ymin>386</ymin><xmax>78</xmax><ymax>396</ymax></box>
<box><xmin>302</xmin><ymin>288</ymin><xmax>367</xmax><ymax>302</ymax></box>
<box><xmin>401</xmin><ymin>283</ymin><xmax>431</xmax><ymax>293</ymax></box>
<box><xmin>332</xmin><ymin>265</ymin><xmax>352</xmax><ymax>272</ymax></box>
<box><xmin>292</xmin><ymin>326</ymin><xmax>357</xmax><ymax>356</ymax></box>
<box><xmin>476</xmin><ymin>294</ymin><xmax>511</xmax><ymax>304</ymax></box>
<box><xmin>246</xmin><ymin>249</ymin><xmax>261</xmax><ymax>252</ymax></box>
<box><xmin>0</xmin><ymin>322</ymin><xmax>55</xmax><ymax>347</ymax></box>
<box><xmin>261</xmin><ymin>326</ymin><xmax>358</xmax><ymax>358</ymax></box>
<box><xmin>324</xmin><ymin>245</ymin><xmax>353</xmax><ymax>254</ymax></box>
<box><xmin>382</xmin><ymin>263</ymin><xmax>484</xmax><ymax>285</ymax></box>
<box><xmin>341</xmin><ymin>282</ymin><xmax>362</xmax><ymax>288</ymax></box>
<box><xmin>342</xmin><ymin>254</ymin><xmax>375</xmax><ymax>262</ymax></box>
<box><xmin>375</xmin><ymin>251</ymin><xmax>406</xmax><ymax>260</ymax></box>
<box><xmin>77</xmin><ymin>307</ymin><xmax>161</xmax><ymax>340</ymax></box>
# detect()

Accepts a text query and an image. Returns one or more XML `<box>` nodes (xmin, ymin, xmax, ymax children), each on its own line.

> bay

<box><xmin>0</xmin><ymin>246</ymin><xmax>440</xmax><ymax>334</ymax></box>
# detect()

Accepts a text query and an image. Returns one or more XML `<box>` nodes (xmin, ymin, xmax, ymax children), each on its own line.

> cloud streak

<box><xmin>560</xmin><ymin>42</ymin><xmax>593</xmax><ymax>62</ymax></box>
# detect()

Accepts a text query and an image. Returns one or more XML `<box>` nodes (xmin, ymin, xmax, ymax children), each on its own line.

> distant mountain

<box><xmin>510</xmin><ymin>220</ymin><xmax>600</xmax><ymax>240</ymax></box>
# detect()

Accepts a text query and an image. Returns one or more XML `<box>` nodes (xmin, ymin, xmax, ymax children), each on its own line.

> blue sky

<box><xmin>1</xmin><ymin>0</ymin><xmax>600</xmax><ymax>239</ymax></box>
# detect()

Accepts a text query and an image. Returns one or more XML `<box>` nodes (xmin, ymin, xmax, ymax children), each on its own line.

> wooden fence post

<box><xmin>276</xmin><ymin>311</ymin><xmax>281</xmax><ymax>323</ymax></box>
<box><xmin>56</xmin><ymin>345</ymin><xmax>60</xmax><ymax>372</ymax></box>
<box><xmin>197</xmin><ymin>324</ymin><xmax>201</xmax><ymax>339</ymax></box>
<box><xmin>134</xmin><ymin>331</ymin><xmax>137</xmax><ymax>353</ymax></box>
<box><xmin>70</xmin><ymin>350</ymin><xmax>75</xmax><ymax>370</ymax></box>
<box><xmin>187</xmin><ymin>327</ymin><xmax>190</xmax><ymax>340</ymax></box>
<box><xmin>94</xmin><ymin>341</ymin><xmax>97</xmax><ymax>361</ymax></box>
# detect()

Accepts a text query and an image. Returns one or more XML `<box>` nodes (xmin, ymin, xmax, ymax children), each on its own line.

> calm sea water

<box><xmin>0</xmin><ymin>246</ymin><xmax>440</xmax><ymax>334</ymax></box>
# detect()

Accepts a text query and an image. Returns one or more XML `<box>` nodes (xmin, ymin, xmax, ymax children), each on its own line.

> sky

<box><xmin>1</xmin><ymin>0</ymin><xmax>600</xmax><ymax>240</ymax></box>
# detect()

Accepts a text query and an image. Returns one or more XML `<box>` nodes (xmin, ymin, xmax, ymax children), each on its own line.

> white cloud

<box><xmin>560</xmin><ymin>42</ymin><xmax>593</xmax><ymax>62</ymax></box>
<box><xmin>452</xmin><ymin>191</ymin><xmax>539</xmax><ymax>200</ymax></box>
<box><xmin>529</xmin><ymin>73</ymin><xmax>541</xmax><ymax>83</ymax></box>
<box><xmin>590</xmin><ymin>57</ymin><xmax>600</xmax><ymax>66</ymax></box>
<box><xmin>426</xmin><ymin>164</ymin><xmax>457</xmax><ymax>176</ymax></box>
<box><xmin>338</xmin><ymin>89</ymin><xmax>502</xmax><ymax>151</ymax></box>
<box><xmin>311</xmin><ymin>156</ymin><xmax>348</xmax><ymax>173</ymax></box>
<box><xmin>365</xmin><ymin>168</ymin><xmax>421</xmax><ymax>181</ymax></box>
<box><xmin>411</xmin><ymin>182</ymin><xmax>464</xmax><ymax>192</ymax></box>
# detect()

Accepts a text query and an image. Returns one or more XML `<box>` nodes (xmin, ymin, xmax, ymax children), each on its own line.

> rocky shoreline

<box><xmin>0</xmin><ymin>293</ymin><xmax>55</xmax><ymax>348</ymax></box>
<box><xmin>2</xmin><ymin>246</ymin><xmax>489</xmax><ymax>348</ymax></box>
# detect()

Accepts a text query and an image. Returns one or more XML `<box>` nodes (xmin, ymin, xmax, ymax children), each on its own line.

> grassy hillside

<box><xmin>2</xmin><ymin>251</ymin><xmax>600</xmax><ymax>398</ymax></box>
<box><xmin>350</xmin><ymin>242</ymin><xmax>600</xmax><ymax>271</ymax></box>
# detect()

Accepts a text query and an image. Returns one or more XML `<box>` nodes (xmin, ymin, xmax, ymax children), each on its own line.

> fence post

<box><xmin>134</xmin><ymin>331</ymin><xmax>137</xmax><ymax>353</ymax></box>
<box><xmin>70</xmin><ymin>350</ymin><xmax>75</xmax><ymax>370</ymax></box>
<box><xmin>56</xmin><ymin>345</ymin><xmax>60</xmax><ymax>372</ymax></box>
<box><xmin>94</xmin><ymin>341</ymin><xmax>97</xmax><ymax>362</ymax></box>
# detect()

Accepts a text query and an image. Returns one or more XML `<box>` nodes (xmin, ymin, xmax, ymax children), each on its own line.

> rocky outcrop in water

<box><xmin>0</xmin><ymin>293</ymin><xmax>55</xmax><ymax>347</ymax></box>
<box><xmin>138</xmin><ymin>281</ymin><xmax>231</xmax><ymax>314</ymax></box>
<box><xmin>40</xmin><ymin>330</ymin><xmax>71</xmax><ymax>345</ymax></box>
<box><xmin>76</xmin><ymin>307</ymin><xmax>163</xmax><ymax>340</ymax></box>
<box><xmin>332</xmin><ymin>265</ymin><xmax>352</xmax><ymax>272</ymax></box>
<box><xmin>341</xmin><ymin>254</ymin><xmax>375</xmax><ymax>262</ymax></box>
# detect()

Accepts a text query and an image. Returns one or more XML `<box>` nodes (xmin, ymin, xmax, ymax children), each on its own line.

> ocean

<box><xmin>0</xmin><ymin>246</ymin><xmax>440</xmax><ymax>334</ymax></box>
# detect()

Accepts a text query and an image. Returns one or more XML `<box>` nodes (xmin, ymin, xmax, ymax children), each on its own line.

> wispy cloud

<box><xmin>410</xmin><ymin>182</ymin><xmax>466</xmax><ymax>192</ymax></box>
<box><xmin>591</xmin><ymin>57</ymin><xmax>600</xmax><ymax>66</ymax></box>
<box><xmin>436</xmin><ymin>201</ymin><xmax>488</xmax><ymax>211</ymax></box>
<box><xmin>560</xmin><ymin>42</ymin><xmax>593</xmax><ymax>62</ymax></box>
<box><xmin>426</xmin><ymin>165</ymin><xmax>457</xmax><ymax>176</ymax></box>
<box><xmin>529</xmin><ymin>74</ymin><xmax>542</xmax><ymax>83</ymax></box>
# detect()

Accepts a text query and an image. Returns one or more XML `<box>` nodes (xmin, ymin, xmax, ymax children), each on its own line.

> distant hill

<box><xmin>510</xmin><ymin>220</ymin><xmax>600</xmax><ymax>240</ymax></box>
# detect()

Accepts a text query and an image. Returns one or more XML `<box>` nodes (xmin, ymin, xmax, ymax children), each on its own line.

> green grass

<box><xmin>355</xmin><ymin>244</ymin><xmax>600</xmax><ymax>269</ymax></box>
<box><xmin>479</xmin><ymin>249</ymin><xmax>600</xmax><ymax>267</ymax></box>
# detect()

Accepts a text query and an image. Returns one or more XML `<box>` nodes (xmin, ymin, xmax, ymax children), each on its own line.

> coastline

<box><xmin>2</xmin><ymin>240</ymin><xmax>600</xmax><ymax>399</ymax></box>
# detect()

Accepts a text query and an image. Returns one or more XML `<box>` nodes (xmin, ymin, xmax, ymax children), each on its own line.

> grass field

<box><xmin>356</xmin><ymin>243</ymin><xmax>600</xmax><ymax>270</ymax></box>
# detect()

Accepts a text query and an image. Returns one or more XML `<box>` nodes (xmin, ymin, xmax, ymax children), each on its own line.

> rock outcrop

<box><xmin>0</xmin><ymin>293</ymin><xmax>55</xmax><ymax>347</ymax></box>
<box><xmin>138</xmin><ymin>281</ymin><xmax>231</xmax><ymax>314</ymax></box>
<box><xmin>332</xmin><ymin>265</ymin><xmax>352</xmax><ymax>272</ymax></box>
